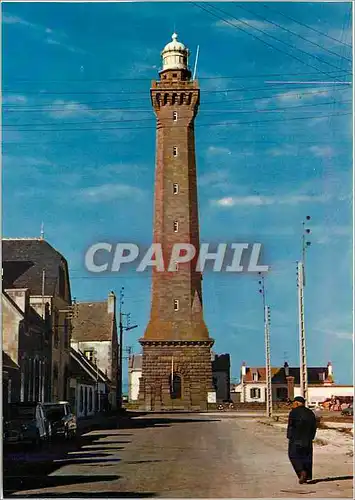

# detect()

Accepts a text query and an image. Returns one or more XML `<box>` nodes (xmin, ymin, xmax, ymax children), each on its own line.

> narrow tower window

<box><xmin>173</xmin><ymin>183</ymin><xmax>179</xmax><ymax>194</ymax></box>
<box><xmin>173</xmin><ymin>221</ymin><xmax>179</xmax><ymax>232</ymax></box>
<box><xmin>173</xmin><ymin>146</ymin><xmax>178</xmax><ymax>157</ymax></box>
<box><xmin>173</xmin><ymin>111</ymin><xmax>178</xmax><ymax>122</ymax></box>
<box><xmin>174</xmin><ymin>299</ymin><xmax>179</xmax><ymax>311</ymax></box>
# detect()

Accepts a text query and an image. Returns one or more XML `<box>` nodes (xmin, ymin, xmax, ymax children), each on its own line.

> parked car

<box><xmin>341</xmin><ymin>405</ymin><xmax>353</xmax><ymax>416</ymax></box>
<box><xmin>43</xmin><ymin>401</ymin><xmax>77</xmax><ymax>440</ymax></box>
<box><xmin>5</xmin><ymin>402</ymin><xmax>50</xmax><ymax>447</ymax></box>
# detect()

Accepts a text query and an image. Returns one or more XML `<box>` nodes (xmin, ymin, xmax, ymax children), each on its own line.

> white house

<box><xmin>128</xmin><ymin>354</ymin><xmax>142</xmax><ymax>402</ymax></box>
<box><xmin>69</xmin><ymin>347</ymin><xmax>109</xmax><ymax>417</ymax></box>
<box><xmin>232</xmin><ymin>361</ymin><xmax>352</xmax><ymax>404</ymax></box>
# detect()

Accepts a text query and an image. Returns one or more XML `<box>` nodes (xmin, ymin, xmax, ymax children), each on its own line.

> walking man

<box><xmin>287</xmin><ymin>396</ymin><xmax>317</xmax><ymax>484</ymax></box>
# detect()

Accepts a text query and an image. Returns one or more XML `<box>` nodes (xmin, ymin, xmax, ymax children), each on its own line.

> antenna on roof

<box><xmin>193</xmin><ymin>45</ymin><xmax>200</xmax><ymax>80</ymax></box>
<box><xmin>40</xmin><ymin>222</ymin><xmax>44</xmax><ymax>240</ymax></box>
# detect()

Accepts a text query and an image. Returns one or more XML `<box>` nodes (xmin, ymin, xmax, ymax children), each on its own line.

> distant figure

<box><xmin>287</xmin><ymin>396</ymin><xmax>317</xmax><ymax>484</ymax></box>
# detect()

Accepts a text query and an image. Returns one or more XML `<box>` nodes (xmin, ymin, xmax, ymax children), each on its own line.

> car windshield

<box><xmin>44</xmin><ymin>406</ymin><xmax>65</xmax><ymax>420</ymax></box>
<box><xmin>10</xmin><ymin>406</ymin><xmax>35</xmax><ymax>419</ymax></box>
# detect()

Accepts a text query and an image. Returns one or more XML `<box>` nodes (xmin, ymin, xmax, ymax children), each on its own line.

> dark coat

<box><xmin>287</xmin><ymin>405</ymin><xmax>317</xmax><ymax>447</ymax></box>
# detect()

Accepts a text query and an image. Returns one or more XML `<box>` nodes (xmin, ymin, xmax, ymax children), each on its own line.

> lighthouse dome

<box><xmin>161</xmin><ymin>33</ymin><xmax>189</xmax><ymax>71</ymax></box>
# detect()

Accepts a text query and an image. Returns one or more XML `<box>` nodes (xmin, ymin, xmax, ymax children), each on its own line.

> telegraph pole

<box><xmin>258</xmin><ymin>274</ymin><xmax>272</xmax><ymax>418</ymax></box>
<box><xmin>118</xmin><ymin>288</ymin><xmax>138</xmax><ymax>410</ymax></box>
<box><xmin>297</xmin><ymin>216</ymin><xmax>311</xmax><ymax>405</ymax></box>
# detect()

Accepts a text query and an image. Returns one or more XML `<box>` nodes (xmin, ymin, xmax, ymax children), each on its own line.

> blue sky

<box><xmin>2</xmin><ymin>2</ymin><xmax>353</xmax><ymax>388</ymax></box>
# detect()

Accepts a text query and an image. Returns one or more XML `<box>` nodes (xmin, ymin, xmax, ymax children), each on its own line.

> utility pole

<box><xmin>297</xmin><ymin>216</ymin><xmax>312</xmax><ymax>405</ymax></box>
<box><xmin>259</xmin><ymin>273</ymin><xmax>272</xmax><ymax>418</ymax></box>
<box><xmin>118</xmin><ymin>288</ymin><xmax>138</xmax><ymax>410</ymax></box>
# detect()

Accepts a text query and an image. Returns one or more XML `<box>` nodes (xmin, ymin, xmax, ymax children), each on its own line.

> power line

<box><xmin>3</xmin><ymin>87</ymin><xmax>350</xmax><ymax>111</ymax></box>
<box><xmin>193</xmin><ymin>3</ymin><xmax>347</xmax><ymax>82</ymax></box>
<box><xmin>4</xmin><ymin>111</ymin><xmax>351</xmax><ymax>132</ymax></box>
<box><xmin>3</xmin><ymin>81</ymin><xmax>349</xmax><ymax>96</ymax></box>
<box><xmin>3</xmin><ymin>100</ymin><xmax>351</xmax><ymax>127</ymax></box>
<box><xmin>232</xmin><ymin>3</ymin><xmax>352</xmax><ymax>64</ymax></box>
<box><xmin>261</xmin><ymin>3</ymin><xmax>352</xmax><ymax>49</ymax></box>
<box><xmin>4</xmin><ymin>69</ymin><xmax>351</xmax><ymax>84</ymax></box>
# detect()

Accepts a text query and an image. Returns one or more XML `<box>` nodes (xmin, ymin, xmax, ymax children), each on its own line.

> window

<box><xmin>276</xmin><ymin>387</ymin><xmax>288</xmax><ymax>401</ymax></box>
<box><xmin>84</xmin><ymin>350</ymin><xmax>94</xmax><ymax>363</ymax></box>
<box><xmin>252</xmin><ymin>371</ymin><xmax>258</xmax><ymax>382</ymax></box>
<box><xmin>173</xmin><ymin>221</ymin><xmax>179</xmax><ymax>232</ymax></box>
<box><xmin>173</xmin><ymin>183</ymin><xmax>179</xmax><ymax>194</ymax></box>
<box><xmin>173</xmin><ymin>146</ymin><xmax>178</xmax><ymax>157</ymax></box>
<box><xmin>170</xmin><ymin>374</ymin><xmax>182</xmax><ymax>399</ymax></box>
<box><xmin>80</xmin><ymin>386</ymin><xmax>84</xmax><ymax>413</ymax></box>
<box><xmin>318</xmin><ymin>372</ymin><xmax>325</xmax><ymax>381</ymax></box>
<box><xmin>58</xmin><ymin>266</ymin><xmax>65</xmax><ymax>298</ymax></box>
<box><xmin>173</xmin><ymin>111</ymin><xmax>178</xmax><ymax>122</ymax></box>
<box><xmin>174</xmin><ymin>299</ymin><xmax>179</xmax><ymax>311</ymax></box>
<box><xmin>88</xmin><ymin>388</ymin><xmax>93</xmax><ymax>412</ymax></box>
<box><xmin>250</xmin><ymin>388</ymin><xmax>261</xmax><ymax>399</ymax></box>
<box><xmin>54</xmin><ymin>310</ymin><xmax>59</xmax><ymax>348</ymax></box>
<box><xmin>173</xmin><ymin>73</ymin><xmax>178</xmax><ymax>78</ymax></box>
<box><xmin>64</xmin><ymin>317</ymin><xmax>69</xmax><ymax>349</ymax></box>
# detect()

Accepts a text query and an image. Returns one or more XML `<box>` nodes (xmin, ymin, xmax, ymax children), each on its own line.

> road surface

<box><xmin>4</xmin><ymin>413</ymin><xmax>353</xmax><ymax>498</ymax></box>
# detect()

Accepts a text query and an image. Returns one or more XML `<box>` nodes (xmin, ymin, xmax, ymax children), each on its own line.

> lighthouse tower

<box><xmin>138</xmin><ymin>34</ymin><xmax>214</xmax><ymax>411</ymax></box>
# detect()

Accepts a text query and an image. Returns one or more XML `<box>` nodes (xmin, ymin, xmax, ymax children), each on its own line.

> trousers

<box><xmin>288</xmin><ymin>440</ymin><xmax>313</xmax><ymax>480</ymax></box>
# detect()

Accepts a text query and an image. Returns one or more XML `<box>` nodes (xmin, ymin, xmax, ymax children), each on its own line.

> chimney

<box><xmin>107</xmin><ymin>291</ymin><xmax>116</xmax><ymax>315</ymax></box>
<box><xmin>286</xmin><ymin>376</ymin><xmax>295</xmax><ymax>401</ymax></box>
<box><xmin>241</xmin><ymin>362</ymin><xmax>247</xmax><ymax>377</ymax></box>
<box><xmin>284</xmin><ymin>361</ymin><xmax>289</xmax><ymax>377</ymax></box>
<box><xmin>327</xmin><ymin>361</ymin><xmax>333</xmax><ymax>378</ymax></box>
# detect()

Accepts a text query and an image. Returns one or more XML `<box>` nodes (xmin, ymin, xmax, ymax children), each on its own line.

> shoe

<box><xmin>299</xmin><ymin>471</ymin><xmax>308</xmax><ymax>484</ymax></box>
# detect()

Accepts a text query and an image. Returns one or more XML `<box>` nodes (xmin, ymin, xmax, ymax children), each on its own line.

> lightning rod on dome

<box><xmin>40</xmin><ymin>222</ymin><xmax>44</xmax><ymax>240</ymax></box>
<box><xmin>193</xmin><ymin>45</ymin><xmax>200</xmax><ymax>80</ymax></box>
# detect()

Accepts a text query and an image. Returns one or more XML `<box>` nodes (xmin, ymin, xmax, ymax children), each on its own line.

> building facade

<box><xmin>2</xmin><ymin>289</ymin><xmax>51</xmax><ymax>417</ymax></box>
<box><xmin>71</xmin><ymin>292</ymin><xmax>119</xmax><ymax>410</ymax></box>
<box><xmin>138</xmin><ymin>34</ymin><xmax>214</xmax><ymax>411</ymax></box>
<box><xmin>3</xmin><ymin>238</ymin><xmax>73</xmax><ymax>402</ymax></box>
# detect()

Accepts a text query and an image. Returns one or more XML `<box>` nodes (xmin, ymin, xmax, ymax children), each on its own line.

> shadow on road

<box><xmin>12</xmin><ymin>492</ymin><xmax>157</xmax><ymax>498</ymax></box>
<box><xmin>4</xmin><ymin>475</ymin><xmax>121</xmax><ymax>497</ymax></box>
<box><xmin>3</xmin><ymin>412</ymin><xmax>216</xmax><ymax>497</ymax></box>
<box><xmin>308</xmin><ymin>475</ymin><xmax>353</xmax><ymax>485</ymax></box>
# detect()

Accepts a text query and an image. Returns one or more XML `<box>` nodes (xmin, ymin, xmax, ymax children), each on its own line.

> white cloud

<box><xmin>47</xmin><ymin>100</ymin><xmax>93</xmax><ymax>119</ymax></box>
<box><xmin>309</xmin><ymin>145</ymin><xmax>334</xmax><ymax>158</ymax></box>
<box><xmin>3</xmin><ymin>13</ymin><xmax>85</xmax><ymax>54</ymax></box>
<box><xmin>2</xmin><ymin>95</ymin><xmax>28</xmax><ymax>105</ymax></box>
<box><xmin>311</xmin><ymin>224</ymin><xmax>352</xmax><ymax>245</ymax></box>
<box><xmin>199</xmin><ymin>170</ymin><xmax>230</xmax><ymax>189</ymax></box>
<box><xmin>211</xmin><ymin>193</ymin><xmax>331</xmax><ymax>208</ymax></box>
<box><xmin>78</xmin><ymin>183</ymin><xmax>145</xmax><ymax>203</ymax></box>
<box><xmin>206</xmin><ymin>146</ymin><xmax>232</xmax><ymax>156</ymax></box>
<box><xmin>277</xmin><ymin>88</ymin><xmax>329</xmax><ymax>103</ymax></box>
<box><xmin>3</xmin><ymin>14</ymin><xmax>34</xmax><ymax>28</ymax></box>
<box><xmin>267</xmin><ymin>145</ymin><xmax>297</xmax><ymax>157</ymax></box>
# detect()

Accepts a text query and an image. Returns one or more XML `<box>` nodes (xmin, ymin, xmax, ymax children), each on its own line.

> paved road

<box><xmin>4</xmin><ymin>413</ymin><xmax>353</xmax><ymax>498</ymax></box>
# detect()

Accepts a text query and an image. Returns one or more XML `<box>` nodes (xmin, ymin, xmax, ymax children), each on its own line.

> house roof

<box><xmin>244</xmin><ymin>366</ymin><xmax>331</xmax><ymax>385</ymax></box>
<box><xmin>2</xmin><ymin>238</ymin><xmax>70</xmax><ymax>298</ymax></box>
<box><xmin>71</xmin><ymin>301</ymin><xmax>115</xmax><ymax>342</ymax></box>
<box><xmin>70</xmin><ymin>347</ymin><xmax>109</xmax><ymax>383</ymax></box>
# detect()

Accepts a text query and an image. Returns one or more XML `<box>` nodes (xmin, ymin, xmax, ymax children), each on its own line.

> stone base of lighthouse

<box><xmin>138</xmin><ymin>339</ymin><xmax>214</xmax><ymax>412</ymax></box>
